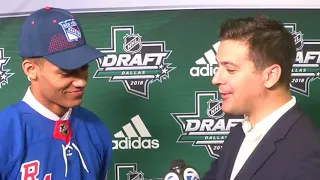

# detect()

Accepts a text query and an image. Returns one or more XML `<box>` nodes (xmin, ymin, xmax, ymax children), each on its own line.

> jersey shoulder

<box><xmin>0</xmin><ymin>102</ymin><xmax>26</xmax><ymax>171</ymax></box>
<box><xmin>73</xmin><ymin>106</ymin><xmax>112</xmax><ymax>149</ymax></box>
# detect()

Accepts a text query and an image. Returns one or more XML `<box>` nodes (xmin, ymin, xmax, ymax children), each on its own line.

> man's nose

<box><xmin>72</xmin><ymin>69</ymin><xmax>88</xmax><ymax>88</ymax></box>
<box><xmin>73</xmin><ymin>77</ymin><xmax>87</xmax><ymax>88</ymax></box>
<box><xmin>211</xmin><ymin>68</ymin><xmax>221</xmax><ymax>86</ymax></box>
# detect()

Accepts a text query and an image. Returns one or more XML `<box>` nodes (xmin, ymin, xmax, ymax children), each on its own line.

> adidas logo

<box><xmin>112</xmin><ymin>115</ymin><xmax>160</xmax><ymax>150</ymax></box>
<box><xmin>189</xmin><ymin>41</ymin><xmax>220</xmax><ymax>77</ymax></box>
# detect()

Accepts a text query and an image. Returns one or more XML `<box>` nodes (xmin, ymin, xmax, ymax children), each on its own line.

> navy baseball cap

<box><xmin>18</xmin><ymin>7</ymin><xmax>104</xmax><ymax>70</ymax></box>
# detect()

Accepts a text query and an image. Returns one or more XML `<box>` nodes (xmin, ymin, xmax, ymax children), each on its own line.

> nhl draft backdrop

<box><xmin>0</xmin><ymin>4</ymin><xmax>320</xmax><ymax>180</ymax></box>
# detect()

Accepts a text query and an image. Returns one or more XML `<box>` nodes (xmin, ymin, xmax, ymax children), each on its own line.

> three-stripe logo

<box><xmin>112</xmin><ymin>115</ymin><xmax>160</xmax><ymax>150</ymax></box>
<box><xmin>189</xmin><ymin>41</ymin><xmax>220</xmax><ymax>77</ymax></box>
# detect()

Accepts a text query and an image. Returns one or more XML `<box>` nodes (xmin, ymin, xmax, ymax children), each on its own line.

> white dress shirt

<box><xmin>230</xmin><ymin>96</ymin><xmax>297</xmax><ymax>180</ymax></box>
<box><xmin>22</xmin><ymin>87</ymin><xmax>72</xmax><ymax>120</ymax></box>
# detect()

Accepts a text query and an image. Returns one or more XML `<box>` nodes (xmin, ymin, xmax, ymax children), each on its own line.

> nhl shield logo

<box><xmin>206</xmin><ymin>99</ymin><xmax>225</xmax><ymax>119</ymax></box>
<box><xmin>123</xmin><ymin>34</ymin><xmax>142</xmax><ymax>54</ymax></box>
<box><xmin>291</xmin><ymin>31</ymin><xmax>304</xmax><ymax>51</ymax></box>
<box><xmin>59</xmin><ymin>123</ymin><xmax>69</xmax><ymax>135</ymax></box>
<box><xmin>58</xmin><ymin>19</ymin><xmax>82</xmax><ymax>42</ymax></box>
<box><xmin>127</xmin><ymin>171</ymin><xmax>144</xmax><ymax>180</ymax></box>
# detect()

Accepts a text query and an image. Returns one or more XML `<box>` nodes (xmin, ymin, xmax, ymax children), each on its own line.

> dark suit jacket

<box><xmin>202</xmin><ymin>105</ymin><xmax>320</xmax><ymax>180</ymax></box>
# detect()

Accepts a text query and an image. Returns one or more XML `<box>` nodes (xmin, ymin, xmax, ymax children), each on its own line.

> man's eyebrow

<box><xmin>217</xmin><ymin>60</ymin><xmax>240</xmax><ymax>68</ymax></box>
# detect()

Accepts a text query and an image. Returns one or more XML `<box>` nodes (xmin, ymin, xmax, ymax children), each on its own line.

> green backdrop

<box><xmin>0</xmin><ymin>9</ymin><xmax>319</xmax><ymax>180</ymax></box>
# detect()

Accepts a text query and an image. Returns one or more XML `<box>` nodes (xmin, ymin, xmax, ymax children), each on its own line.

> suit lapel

<box><xmin>235</xmin><ymin>105</ymin><xmax>303</xmax><ymax>180</ymax></box>
<box><xmin>217</xmin><ymin>124</ymin><xmax>245</xmax><ymax>180</ymax></box>
<box><xmin>234</xmin><ymin>134</ymin><xmax>276</xmax><ymax>180</ymax></box>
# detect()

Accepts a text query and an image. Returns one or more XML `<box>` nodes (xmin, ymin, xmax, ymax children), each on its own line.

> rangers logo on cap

<box><xmin>58</xmin><ymin>19</ymin><xmax>82</xmax><ymax>42</ymax></box>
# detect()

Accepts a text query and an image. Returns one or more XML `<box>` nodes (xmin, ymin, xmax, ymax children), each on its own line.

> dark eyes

<box><xmin>216</xmin><ymin>66</ymin><xmax>236</xmax><ymax>73</ymax></box>
<box><xmin>227</xmin><ymin>69</ymin><xmax>236</xmax><ymax>73</ymax></box>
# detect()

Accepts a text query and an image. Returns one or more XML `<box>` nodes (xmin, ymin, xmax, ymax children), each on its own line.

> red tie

<box><xmin>53</xmin><ymin>120</ymin><xmax>72</xmax><ymax>144</ymax></box>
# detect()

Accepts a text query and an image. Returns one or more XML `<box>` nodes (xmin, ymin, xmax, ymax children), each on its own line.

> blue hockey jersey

<box><xmin>0</xmin><ymin>100</ymin><xmax>112</xmax><ymax>180</ymax></box>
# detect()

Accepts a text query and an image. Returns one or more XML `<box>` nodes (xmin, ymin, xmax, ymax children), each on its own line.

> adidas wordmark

<box><xmin>112</xmin><ymin>115</ymin><xmax>160</xmax><ymax>150</ymax></box>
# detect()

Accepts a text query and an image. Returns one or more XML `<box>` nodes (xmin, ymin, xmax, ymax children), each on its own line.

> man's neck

<box><xmin>246</xmin><ymin>89</ymin><xmax>292</xmax><ymax>128</ymax></box>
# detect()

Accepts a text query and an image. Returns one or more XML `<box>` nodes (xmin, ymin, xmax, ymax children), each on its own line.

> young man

<box><xmin>202</xmin><ymin>15</ymin><xmax>320</xmax><ymax>180</ymax></box>
<box><xmin>0</xmin><ymin>7</ymin><xmax>112</xmax><ymax>180</ymax></box>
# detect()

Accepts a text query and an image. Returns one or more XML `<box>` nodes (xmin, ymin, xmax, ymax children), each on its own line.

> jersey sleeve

<box><xmin>0</xmin><ymin>106</ymin><xmax>24</xmax><ymax>179</ymax></box>
<box><xmin>96</xmin><ymin>120</ymin><xmax>112</xmax><ymax>180</ymax></box>
<box><xmin>99</xmin><ymin>132</ymin><xmax>112</xmax><ymax>180</ymax></box>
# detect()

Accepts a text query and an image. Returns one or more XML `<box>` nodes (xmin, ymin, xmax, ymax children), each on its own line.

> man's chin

<box><xmin>64</xmin><ymin>99</ymin><xmax>82</xmax><ymax>108</ymax></box>
<box><xmin>222</xmin><ymin>104</ymin><xmax>243</xmax><ymax>115</ymax></box>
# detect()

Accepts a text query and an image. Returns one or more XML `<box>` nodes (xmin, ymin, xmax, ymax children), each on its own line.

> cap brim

<box><xmin>44</xmin><ymin>44</ymin><xmax>104</xmax><ymax>70</ymax></box>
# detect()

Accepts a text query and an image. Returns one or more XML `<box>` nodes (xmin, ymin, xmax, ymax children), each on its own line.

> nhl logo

<box><xmin>291</xmin><ymin>31</ymin><xmax>304</xmax><ymax>51</ymax></box>
<box><xmin>123</xmin><ymin>33</ymin><xmax>142</xmax><ymax>54</ymax></box>
<box><xmin>59</xmin><ymin>19</ymin><xmax>82</xmax><ymax>42</ymax></box>
<box><xmin>206</xmin><ymin>99</ymin><xmax>225</xmax><ymax>119</ymax></box>
<box><xmin>127</xmin><ymin>171</ymin><xmax>144</xmax><ymax>180</ymax></box>
<box><xmin>59</xmin><ymin>123</ymin><xmax>69</xmax><ymax>135</ymax></box>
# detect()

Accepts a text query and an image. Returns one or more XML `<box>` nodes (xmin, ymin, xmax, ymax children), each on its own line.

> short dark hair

<box><xmin>219</xmin><ymin>15</ymin><xmax>296</xmax><ymax>89</ymax></box>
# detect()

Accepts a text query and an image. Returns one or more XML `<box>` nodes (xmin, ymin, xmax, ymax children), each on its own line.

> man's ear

<box><xmin>263</xmin><ymin>64</ymin><xmax>282</xmax><ymax>89</ymax></box>
<box><xmin>22</xmin><ymin>59</ymin><xmax>38</xmax><ymax>81</ymax></box>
